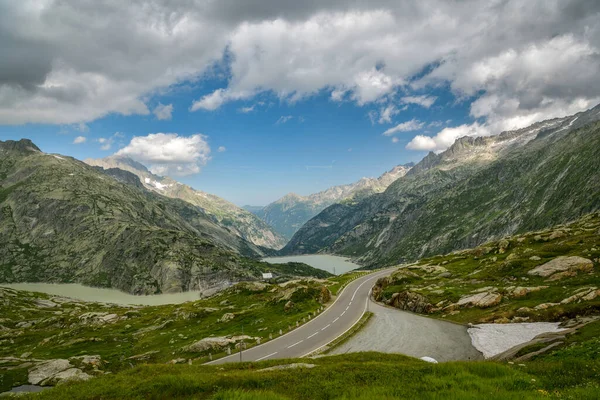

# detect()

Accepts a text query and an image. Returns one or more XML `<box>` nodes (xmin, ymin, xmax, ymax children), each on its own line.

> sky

<box><xmin>1</xmin><ymin>1</ymin><xmax>599</xmax><ymax>206</ymax></box>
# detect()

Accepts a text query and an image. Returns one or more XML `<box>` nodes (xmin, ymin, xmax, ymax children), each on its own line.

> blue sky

<box><xmin>1</xmin><ymin>1</ymin><xmax>598</xmax><ymax>205</ymax></box>
<box><xmin>0</xmin><ymin>87</ymin><xmax>470</xmax><ymax>205</ymax></box>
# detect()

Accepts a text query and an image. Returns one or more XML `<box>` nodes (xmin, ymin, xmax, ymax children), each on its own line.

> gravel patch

<box><xmin>468</xmin><ymin>322</ymin><xmax>567</xmax><ymax>358</ymax></box>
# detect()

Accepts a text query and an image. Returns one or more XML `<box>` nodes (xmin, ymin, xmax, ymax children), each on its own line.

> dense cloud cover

<box><xmin>1</xmin><ymin>0</ymin><xmax>599</xmax><ymax>154</ymax></box>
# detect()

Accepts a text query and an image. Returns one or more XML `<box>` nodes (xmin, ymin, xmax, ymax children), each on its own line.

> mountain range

<box><xmin>283</xmin><ymin>104</ymin><xmax>600</xmax><ymax>266</ymax></box>
<box><xmin>248</xmin><ymin>164</ymin><xmax>413</xmax><ymax>239</ymax></box>
<box><xmin>0</xmin><ymin>140</ymin><xmax>327</xmax><ymax>295</ymax></box>
<box><xmin>85</xmin><ymin>156</ymin><xmax>287</xmax><ymax>250</ymax></box>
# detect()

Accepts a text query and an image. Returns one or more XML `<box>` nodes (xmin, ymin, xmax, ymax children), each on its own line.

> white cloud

<box><xmin>97</xmin><ymin>132</ymin><xmax>124</xmax><ymax>151</ymax></box>
<box><xmin>276</xmin><ymin>115</ymin><xmax>293</xmax><ymax>124</ymax></box>
<box><xmin>218</xmin><ymin>146</ymin><xmax>226</xmax><ymax>152</ymax></box>
<box><xmin>76</xmin><ymin>123</ymin><xmax>89</xmax><ymax>133</ymax></box>
<box><xmin>72</xmin><ymin>136</ymin><xmax>86</xmax><ymax>144</ymax></box>
<box><xmin>406</xmin><ymin>122</ymin><xmax>489</xmax><ymax>152</ymax></box>
<box><xmin>153</xmin><ymin>103</ymin><xmax>173</xmax><ymax>120</ymax></box>
<box><xmin>0</xmin><ymin>0</ymin><xmax>598</xmax><ymax>136</ymax></box>
<box><xmin>116</xmin><ymin>133</ymin><xmax>211</xmax><ymax>176</ymax></box>
<box><xmin>378</xmin><ymin>105</ymin><xmax>399</xmax><ymax>124</ymax></box>
<box><xmin>391</xmin><ymin>137</ymin><xmax>399</xmax><ymax>143</ymax></box>
<box><xmin>401</xmin><ymin>95</ymin><xmax>437</xmax><ymax>109</ymax></box>
<box><xmin>239</xmin><ymin>105</ymin><xmax>255</xmax><ymax>113</ymax></box>
<box><xmin>383</xmin><ymin>119</ymin><xmax>424</xmax><ymax>136</ymax></box>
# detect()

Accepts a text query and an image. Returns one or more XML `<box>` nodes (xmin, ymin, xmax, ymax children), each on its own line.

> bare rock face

<box><xmin>457</xmin><ymin>292</ymin><xmax>502</xmax><ymax>308</ymax></box>
<box><xmin>506</xmin><ymin>286</ymin><xmax>548</xmax><ymax>298</ymax></box>
<box><xmin>184</xmin><ymin>335</ymin><xmax>253</xmax><ymax>352</ymax></box>
<box><xmin>527</xmin><ymin>256</ymin><xmax>593</xmax><ymax>278</ymax></box>
<box><xmin>50</xmin><ymin>368</ymin><xmax>92</xmax><ymax>386</ymax></box>
<box><xmin>388</xmin><ymin>291</ymin><xmax>432</xmax><ymax>313</ymax></box>
<box><xmin>560</xmin><ymin>287</ymin><xmax>599</xmax><ymax>304</ymax></box>
<box><xmin>28</xmin><ymin>359</ymin><xmax>73</xmax><ymax>385</ymax></box>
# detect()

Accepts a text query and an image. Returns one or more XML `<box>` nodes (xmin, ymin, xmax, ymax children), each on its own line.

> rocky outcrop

<box><xmin>388</xmin><ymin>291</ymin><xmax>432</xmax><ymax>313</ymax></box>
<box><xmin>506</xmin><ymin>286</ymin><xmax>548</xmax><ymax>298</ymax></box>
<box><xmin>457</xmin><ymin>292</ymin><xmax>502</xmax><ymax>308</ymax></box>
<box><xmin>560</xmin><ymin>287</ymin><xmax>599</xmax><ymax>304</ymax></box>
<box><xmin>183</xmin><ymin>335</ymin><xmax>254</xmax><ymax>352</ymax></box>
<box><xmin>28</xmin><ymin>359</ymin><xmax>91</xmax><ymax>386</ymax></box>
<box><xmin>527</xmin><ymin>256</ymin><xmax>593</xmax><ymax>278</ymax></box>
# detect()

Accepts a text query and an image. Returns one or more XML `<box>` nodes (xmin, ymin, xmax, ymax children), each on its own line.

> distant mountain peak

<box><xmin>0</xmin><ymin>138</ymin><xmax>42</xmax><ymax>153</ymax></box>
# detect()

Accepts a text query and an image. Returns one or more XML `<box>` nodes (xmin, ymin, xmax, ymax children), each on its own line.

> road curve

<box><xmin>206</xmin><ymin>268</ymin><xmax>395</xmax><ymax>365</ymax></box>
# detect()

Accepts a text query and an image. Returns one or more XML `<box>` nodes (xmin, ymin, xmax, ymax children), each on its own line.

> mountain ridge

<box><xmin>251</xmin><ymin>163</ymin><xmax>414</xmax><ymax>239</ymax></box>
<box><xmin>85</xmin><ymin>156</ymin><xmax>287</xmax><ymax>250</ymax></box>
<box><xmin>0</xmin><ymin>141</ymin><xmax>328</xmax><ymax>295</ymax></box>
<box><xmin>282</xmin><ymin>104</ymin><xmax>600</xmax><ymax>266</ymax></box>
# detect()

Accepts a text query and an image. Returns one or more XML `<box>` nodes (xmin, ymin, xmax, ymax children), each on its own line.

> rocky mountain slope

<box><xmin>85</xmin><ymin>156</ymin><xmax>286</xmax><ymax>250</ymax></box>
<box><xmin>252</xmin><ymin>164</ymin><xmax>413</xmax><ymax>240</ymax></box>
<box><xmin>283</xmin><ymin>104</ymin><xmax>600</xmax><ymax>266</ymax></box>
<box><xmin>0</xmin><ymin>140</ymin><xmax>325</xmax><ymax>295</ymax></box>
<box><xmin>373</xmin><ymin>211</ymin><xmax>599</xmax><ymax>324</ymax></box>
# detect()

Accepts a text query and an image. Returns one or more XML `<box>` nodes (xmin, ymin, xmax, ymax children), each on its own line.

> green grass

<box><xmin>24</xmin><ymin>346</ymin><xmax>600</xmax><ymax>399</ymax></box>
<box><xmin>20</xmin><ymin>321</ymin><xmax>600</xmax><ymax>399</ymax></box>
<box><xmin>0</xmin><ymin>279</ymin><xmax>332</xmax><ymax>392</ymax></box>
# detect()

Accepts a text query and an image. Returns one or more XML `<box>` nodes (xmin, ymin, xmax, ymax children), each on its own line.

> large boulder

<box><xmin>527</xmin><ymin>256</ymin><xmax>593</xmax><ymax>278</ymax></box>
<box><xmin>49</xmin><ymin>368</ymin><xmax>92</xmax><ymax>386</ymax></box>
<box><xmin>28</xmin><ymin>359</ymin><xmax>72</xmax><ymax>385</ymax></box>
<box><xmin>457</xmin><ymin>292</ymin><xmax>502</xmax><ymax>308</ymax></box>
<box><xmin>184</xmin><ymin>335</ymin><xmax>253</xmax><ymax>352</ymax></box>
<box><xmin>388</xmin><ymin>291</ymin><xmax>432</xmax><ymax>313</ymax></box>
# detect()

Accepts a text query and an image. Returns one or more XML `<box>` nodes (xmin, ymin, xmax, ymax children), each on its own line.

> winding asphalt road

<box><xmin>206</xmin><ymin>268</ymin><xmax>395</xmax><ymax>365</ymax></box>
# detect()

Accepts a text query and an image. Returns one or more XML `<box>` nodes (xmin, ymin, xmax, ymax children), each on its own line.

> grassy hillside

<box><xmin>23</xmin><ymin>320</ymin><xmax>600</xmax><ymax>399</ymax></box>
<box><xmin>0</xmin><ymin>279</ymin><xmax>331</xmax><ymax>393</ymax></box>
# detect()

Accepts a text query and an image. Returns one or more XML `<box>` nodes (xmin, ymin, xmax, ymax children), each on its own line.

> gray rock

<box><xmin>527</xmin><ymin>256</ymin><xmax>593</xmax><ymax>278</ymax></box>
<box><xmin>457</xmin><ymin>292</ymin><xmax>502</xmax><ymax>308</ymax></box>
<box><xmin>48</xmin><ymin>368</ymin><xmax>91</xmax><ymax>386</ymax></box>
<box><xmin>34</xmin><ymin>299</ymin><xmax>59</xmax><ymax>308</ymax></box>
<box><xmin>28</xmin><ymin>359</ymin><xmax>72</xmax><ymax>385</ymax></box>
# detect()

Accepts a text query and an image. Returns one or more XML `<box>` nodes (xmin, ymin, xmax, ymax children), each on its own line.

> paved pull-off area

<box><xmin>207</xmin><ymin>268</ymin><xmax>396</xmax><ymax>365</ymax></box>
<box><xmin>329</xmin><ymin>301</ymin><xmax>483</xmax><ymax>361</ymax></box>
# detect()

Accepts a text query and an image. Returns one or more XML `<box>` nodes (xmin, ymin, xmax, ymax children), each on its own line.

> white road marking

<box><xmin>349</xmin><ymin>301</ymin><xmax>352</xmax><ymax>306</ymax></box>
<box><xmin>333</xmin><ymin>317</ymin><xmax>339</xmax><ymax>323</ymax></box>
<box><xmin>321</xmin><ymin>324</ymin><xmax>331</xmax><ymax>331</ymax></box>
<box><xmin>307</xmin><ymin>332</ymin><xmax>318</xmax><ymax>339</ymax></box>
<box><xmin>345</xmin><ymin>306</ymin><xmax>349</xmax><ymax>311</ymax></box>
<box><xmin>341</xmin><ymin>311</ymin><xmax>346</xmax><ymax>316</ymax></box>
<box><xmin>255</xmin><ymin>352</ymin><xmax>278</xmax><ymax>361</ymax></box>
<box><xmin>287</xmin><ymin>340</ymin><xmax>303</xmax><ymax>349</ymax></box>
